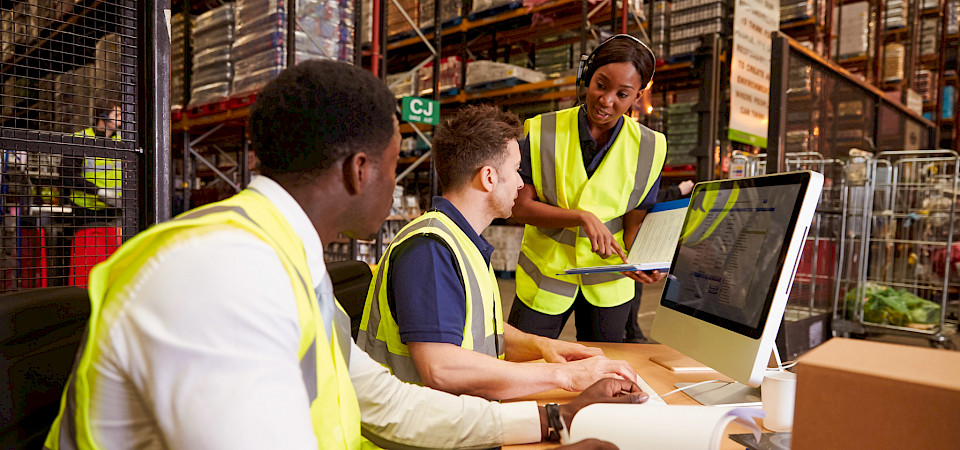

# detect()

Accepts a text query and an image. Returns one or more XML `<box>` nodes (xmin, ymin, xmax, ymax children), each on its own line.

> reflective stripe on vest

<box><xmin>71</xmin><ymin>128</ymin><xmax>122</xmax><ymax>210</ymax></box>
<box><xmin>516</xmin><ymin>106</ymin><xmax>667</xmax><ymax>314</ymax></box>
<box><xmin>44</xmin><ymin>189</ymin><xmax>362</xmax><ymax>450</ymax></box>
<box><xmin>357</xmin><ymin>211</ymin><xmax>505</xmax><ymax>384</ymax></box>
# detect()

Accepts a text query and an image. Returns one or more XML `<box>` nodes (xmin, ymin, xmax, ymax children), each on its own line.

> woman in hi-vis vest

<box><xmin>508</xmin><ymin>35</ymin><xmax>668</xmax><ymax>342</ymax></box>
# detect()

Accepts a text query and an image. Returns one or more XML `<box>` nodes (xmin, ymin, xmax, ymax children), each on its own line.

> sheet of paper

<box><xmin>566</xmin><ymin>403</ymin><xmax>763</xmax><ymax>450</ymax></box>
<box><xmin>627</xmin><ymin>206</ymin><xmax>689</xmax><ymax>265</ymax></box>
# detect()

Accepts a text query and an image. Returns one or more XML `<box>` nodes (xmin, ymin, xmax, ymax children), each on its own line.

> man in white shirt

<box><xmin>44</xmin><ymin>60</ymin><xmax>646</xmax><ymax>449</ymax></box>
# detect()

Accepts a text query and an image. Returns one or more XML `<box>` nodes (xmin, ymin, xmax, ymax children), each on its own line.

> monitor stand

<box><xmin>674</xmin><ymin>381</ymin><xmax>762</xmax><ymax>407</ymax></box>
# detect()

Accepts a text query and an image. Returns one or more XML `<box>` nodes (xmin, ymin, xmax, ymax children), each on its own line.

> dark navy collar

<box><xmin>430</xmin><ymin>196</ymin><xmax>495</xmax><ymax>265</ymax></box>
<box><xmin>577</xmin><ymin>106</ymin><xmax>625</xmax><ymax>174</ymax></box>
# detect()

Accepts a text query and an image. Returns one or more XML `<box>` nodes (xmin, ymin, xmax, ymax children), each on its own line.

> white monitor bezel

<box><xmin>650</xmin><ymin>171</ymin><xmax>824</xmax><ymax>387</ymax></box>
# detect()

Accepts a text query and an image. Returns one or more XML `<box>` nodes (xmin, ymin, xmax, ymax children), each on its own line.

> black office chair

<box><xmin>0</xmin><ymin>287</ymin><xmax>90</xmax><ymax>450</ymax></box>
<box><xmin>327</xmin><ymin>260</ymin><xmax>373</xmax><ymax>341</ymax></box>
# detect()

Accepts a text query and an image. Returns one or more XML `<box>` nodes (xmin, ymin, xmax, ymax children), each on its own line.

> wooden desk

<box><xmin>504</xmin><ymin>343</ymin><xmax>759</xmax><ymax>449</ymax></box>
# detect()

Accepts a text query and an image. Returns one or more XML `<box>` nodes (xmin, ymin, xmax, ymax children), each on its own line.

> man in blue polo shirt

<box><xmin>359</xmin><ymin>105</ymin><xmax>638</xmax><ymax>400</ymax></box>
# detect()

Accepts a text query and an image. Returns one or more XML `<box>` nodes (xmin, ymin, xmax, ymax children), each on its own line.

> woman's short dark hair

<box><xmin>584</xmin><ymin>37</ymin><xmax>655</xmax><ymax>89</ymax></box>
<box><xmin>249</xmin><ymin>60</ymin><xmax>396</xmax><ymax>179</ymax></box>
<box><xmin>432</xmin><ymin>105</ymin><xmax>523</xmax><ymax>190</ymax></box>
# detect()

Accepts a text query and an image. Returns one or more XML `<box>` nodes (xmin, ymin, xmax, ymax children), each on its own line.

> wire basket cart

<box><xmin>834</xmin><ymin>150</ymin><xmax>959</xmax><ymax>349</ymax></box>
<box><xmin>759</xmin><ymin>152</ymin><xmax>841</xmax><ymax>359</ymax></box>
<box><xmin>729</xmin><ymin>151</ymin><xmax>767</xmax><ymax>179</ymax></box>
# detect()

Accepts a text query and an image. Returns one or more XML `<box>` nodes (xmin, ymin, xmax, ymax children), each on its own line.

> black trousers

<box><xmin>507</xmin><ymin>290</ymin><xmax>633</xmax><ymax>342</ymax></box>
<box><xmin>624</xmin><ymin>284</ymin><xmax>645</xmax><ymax>341</ymax></box>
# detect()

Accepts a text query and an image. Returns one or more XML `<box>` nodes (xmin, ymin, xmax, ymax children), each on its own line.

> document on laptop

<box><xmin>562</xmin><ymin>198</ymin><xmax>689</xmax><ymax>275</ymax></box>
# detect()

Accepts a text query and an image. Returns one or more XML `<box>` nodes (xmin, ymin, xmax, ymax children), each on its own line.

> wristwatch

<box><xmin>544</xmin><ymin>403</ymin><xmax>565</xmax><ymax>442</ymax></box>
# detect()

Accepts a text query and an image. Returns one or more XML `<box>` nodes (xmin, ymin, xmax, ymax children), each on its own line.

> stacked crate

<box><xmin>650</xmin><ymin>1</ymin><xmax>669</xmax><ymax>60</ymax></box>
<box><xmin>95</xmin><ymin>34</ymin><xmax>125</xmax><ymax>107</ymax></box>
<box><xmin>668</xmin><ymin>0</ymin><xmax>728</xmax><ymax>60</ymax></box>
<box><xmin>883</xmin><ymin>43</ymin><xmax>905</xmax><ymax>83</ymax></box>
<box><xmin>54</xmin><ymin>65</ymin><xmax>96</xmax><ymax>133</ymax></box>
<box><xmin>364</xmin><ymin>0</ymin><xmax>417</xmax><ymax>41</ymax></box>
<box><xmin>831</xmin><ymin>2</ymin><xmax>871</xmax><ymax>60</ymax></box>
<box><xmin>482</xmin><ymin>225</ymin><xmax>524</xmax><ymax>274</ymax></box>
<box><xmin>171</xmin><ymin>13</ymin><xmax>192</xmax><ymax>110</ymax></box>
<box><xmin>665</xmin><ymin>99</ymin><xmax>698</xmax><ymax>165</ymax></box>
<box><xmin>190</xmin><ymin>4</ymin><xmax>235</xmax><ymax>107</ymax></box>
<box><xmin>233</xmin><ymin>0</ymin><xmax>354</xmax><ymax>96</ymax></box>
<box><xmin>781</xmin><ymin>0</ymin><xmax>814</xmax><ymax>22</ymax></box>
<box><xmin>885</xmin><ymin>0</ymin><xmax>906</xmax><ymax>29</ymax></box>
<box><xmin>419</xmin><ymin>0</ymin><xmax>461</xmax><ymax>28</ymax></box>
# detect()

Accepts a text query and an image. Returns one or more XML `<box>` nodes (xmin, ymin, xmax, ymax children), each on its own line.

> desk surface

<box><xmin>504</xmin><ymin>343</ymin><xmax>761</xmax><ymax>449</ymax></box>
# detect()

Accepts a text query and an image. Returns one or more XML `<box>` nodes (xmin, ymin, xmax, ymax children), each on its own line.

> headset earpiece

<box><xmin>576</xmin><ymin>34</ymin><xmax>657</xmax><ymax>91</ymax></box>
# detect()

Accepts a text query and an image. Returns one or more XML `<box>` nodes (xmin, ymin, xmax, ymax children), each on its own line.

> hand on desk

<box><xmin>538</xmin><ymin>339</ymin><xmax>604</xmax><ymax>363</ymax></box>
<box><xmin>555</xmin><ymin>356</ymin><xmax>638</xmax><ymax>392</ymax></box>
<box><xmin>559</xmin><ymin>378</ymin><xmax>648</xmax><ymax>430</ymax></box>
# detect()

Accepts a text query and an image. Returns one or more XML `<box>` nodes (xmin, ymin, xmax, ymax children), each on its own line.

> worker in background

<box><xmin>44</xmin><ymin>60</ymin><xmax>644</xmax><ymax>450</ymax></box>
<box><xmin>509</xmin><ymin>35</ymin><xmax>668</xmax><ymax>342</ymax></box>
<box><xmin>63</xmin><ymin>100</ymin><xmax>123</xmax><ymax>225</ymax></box>
<box><xmin>624</xmin><ymin>179</ymin><xmax>695</xmax><ymax>343</ymax></box>
<box><xmin>359</xmin><ymin>105</ymin><xmax>638</xmax><ymax>401</ymax></box>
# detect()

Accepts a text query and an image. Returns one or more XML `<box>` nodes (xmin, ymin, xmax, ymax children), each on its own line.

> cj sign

<box><xmin>401</xmin><ymin>97</ymin><xmax>439</xmax><ymax>125</ymax></box>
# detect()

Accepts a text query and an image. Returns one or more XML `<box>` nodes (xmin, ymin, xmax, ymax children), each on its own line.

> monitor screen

<box><xmin>661</xmin><ymin>177</ymin><xmax>806</xmax><ymax>339</ymax></box>
<box><xmin>652</xmin><ymin>171</ymin><xmax>822</xmax><ymax>389</ymax></box>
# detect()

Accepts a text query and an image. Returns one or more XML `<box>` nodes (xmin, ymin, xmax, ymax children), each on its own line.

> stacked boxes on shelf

<box><xmin>668</xmin><ymin>0</ymin><xmax>728</xmax><ymax>60</ymax></box>
<box><xmin>419</xmin><ymin>56</ymin><xmax>462</xmax><ymax>96</ymax></box>
<box><xmin>420</xmin><ymin>0</ymin><xmax>461</xmax><ymax>27</ymax></box>
<box><xmin>298</xmin><ymin>0</ymin><xmax>356</xmax><ymax>62</ymax></box>
<box><xmin>189</xmin><ymin>4</ymin><xmax>235</xmax><ymax>107</ymax></box>
<box><xmin>885</xmin><ymin>0</ymin><xmax>906</xmax><ymax>29</ymax></box>
<box><xmin>482</xmin><ymin>225</ymin><xmax>524</xmax><ymax>273</ymax></box>
<box><xmin>916</xmin><ymin>69</ymin><xmax>937</xmax><ymax>103</ymax></box>
<box><xmin>650</xmin><ymin>1</ymin><xmax>669</xmax><ymax>60</ymax></box>
<box><xmin>36</xmin><ymin>73</ymin><xmax>55</xmax><ymax>131</ymax></box>
<box><xmin>95</xmin><ymin>34</ymin><xmax>125</xmax><ymax>106</ymax></box>
<box><xmin>530</xmin><ymin>39</ymin><xmax>583</xmax><ymax>78</ymax></box>
<box><xmin>54</xmin><ymin>65</ymin><xmax>95</xmax><ymax>133</ymax></box>
<box><xmin>465</xmin><ymin>61</ymin><xmax>545</xmax><ymax>89</ymax></box>
<box><xmin>364</xmin><ymin>0</ymin><xmax>417</xmax><ymax>41</ymax></box>
<box><xmin>831</xmin><ymin>2</ymin><xmax>871</xmax><ymax>60</ymax></box>
<box><xmin>949</xmin><ymin>0</ymin><xmax>959</xmax><ymax>35</ymax></box>
<box><xmin>781</xmin><ymin>0</ymin><xmax>815</xmax><ymax>23</ymax></box>
<box><xmin>665</xmin><ymin>100</ymin><xmax>698</xmax><ymax>165</ymax></box>
<box><xmin>920</xmin><ymin>18</ymin><xmax>938</xmax><ymax>57</ymax></box>
<box><xmin>399</xmin><ymin>133</ymin><xmax>430</xmax><ymax>158</ymax></box>
<box><xmin>233</xmin><ymin>0</ymin><xmax>354</xmax><ymax>97</ymax></box>
<box><xmin>171</xmin><ymin>13</ymin><xmax>192</xmax><ymax>110</ymax></box>
<box><xmin>469</xmin><ymin>0</ymin><xmax>515</xmax><ymax>16</ymax></box>
<box><xmin>883</xmin><ymin>43</ymin><xmax>905</xmax><ymax>83</ymax></box>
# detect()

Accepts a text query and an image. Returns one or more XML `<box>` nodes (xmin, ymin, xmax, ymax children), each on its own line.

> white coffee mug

<box><xmin>761</xmin><ymin>369</ymin><xmax>797</xmax><ymax>432</ymax></box>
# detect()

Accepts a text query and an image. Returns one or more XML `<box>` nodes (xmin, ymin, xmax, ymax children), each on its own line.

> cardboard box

<box><xmin>792</xmin><ymin>338</ymin><xmax>960</xmax><ymax>450</ymax></box>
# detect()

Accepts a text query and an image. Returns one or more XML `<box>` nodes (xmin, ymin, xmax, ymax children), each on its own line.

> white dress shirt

<box><xmin>83</xmin><ymin>175</ymin><xmax>541</xmax><ymax>449</ymax></box>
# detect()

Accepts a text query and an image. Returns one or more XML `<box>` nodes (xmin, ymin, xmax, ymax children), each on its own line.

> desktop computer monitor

<box><xmin>651</xmin><ymin>171</ymin><xmax>823</xmax><ymax>393</ymax></box>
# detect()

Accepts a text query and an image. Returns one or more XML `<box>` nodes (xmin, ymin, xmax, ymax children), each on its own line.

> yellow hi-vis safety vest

<box><xmin>71</xmin><ymin>128</ymin><xmax>122</xmax><ymax>210</ymax></box>
<box><xmin>357</xmin><ymin>210</ymin><xmax>505</xmax><ymax>384</ymax></box>
<box><xmin>516</xmin><ymin>106</ymin><xmax>667</xmax><ymax>315</ymax></box>
<box><xmin>44</xmin><ymin>189</ymin><xmax>364</xmax><ymax>450</ymax></box>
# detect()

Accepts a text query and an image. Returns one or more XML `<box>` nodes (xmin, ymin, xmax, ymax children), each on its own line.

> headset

<box><xmin>576</xmin><ymin>34</ymin><xmax>657</xmax><ymax>93</ymax></box>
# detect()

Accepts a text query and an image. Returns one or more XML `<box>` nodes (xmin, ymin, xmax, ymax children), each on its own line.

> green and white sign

<box><xmin>401</xmin><ymin>97</ymin><xmax>440</xmax><ymax>125</ymax></box>
<box><xmin>728</xmin><ymin>0</ymin><xmax>779</xmax><ymax>148</ymax></box>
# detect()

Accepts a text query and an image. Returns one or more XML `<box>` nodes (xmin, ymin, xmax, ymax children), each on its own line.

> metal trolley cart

<box><xmin>764</xmin><ymin>152</ymin><xmax>844</xmax><ymax>359</ymax></box>
<box><xmin>834</xmin><ymin>150</ymin><xmax>960</xmax><ymax>349</ymax></box>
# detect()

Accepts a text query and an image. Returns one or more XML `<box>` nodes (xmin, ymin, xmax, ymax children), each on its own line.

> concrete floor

<box><xmin>497</xmin><ymin>277</ymin><xmax>960</xmax><ymax>350</ymax></box>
